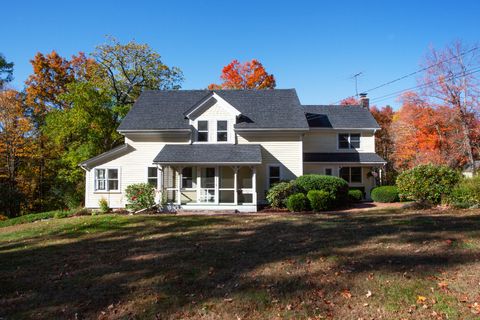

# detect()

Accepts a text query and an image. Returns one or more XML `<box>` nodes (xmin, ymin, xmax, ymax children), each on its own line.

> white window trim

<box><xmin>196</xmin><ymin>120</ymin><xmax>209</xmax><ymax>143</ymax></box>
<box><xmin>266</xmin><ymin>164</ymin><xmax>282</xmax><ymax>189</ymax></box>
<box><xmin>181</xmin><ymin>167</ymin><xmax>197</xmax><ymax>190</ymax></box>
<box><xmin>216</xmin><ymin>120</ymin><xmax>229</xmax><ymax>143</ymax></box>
<box><xmin>94</xmin><ymin>167</ymin><xmax>121</xmax><ymax>193</ymax></box>
<box><xmin>339</xmin><ymin>166</ymin><xmax>363</xmax><ymax>184</ymax></box>
<box><xmin>146</xmin><ymin>166</ymin><xmax>159</xmax><ymax>189</ymax></box>
<box><xmin>337</xmin><ymin>133</ymin><xmax>362</xmax><ymax>150</ymax></box>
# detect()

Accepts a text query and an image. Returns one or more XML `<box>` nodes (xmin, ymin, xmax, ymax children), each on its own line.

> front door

<box><xmin>199</xmin><ymin>167</ymin><xmax>216</xmax><ymax>203</ymax></box>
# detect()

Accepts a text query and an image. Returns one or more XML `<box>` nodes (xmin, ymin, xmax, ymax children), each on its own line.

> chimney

<box><xmin>359</xmin><ymin>93</ymin><xmax>369</xmax><ymax>109</ymax></box>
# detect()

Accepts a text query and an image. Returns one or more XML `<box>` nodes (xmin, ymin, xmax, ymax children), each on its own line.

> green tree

<box><xmin>92</xmin><ymin>36</ymin><xmax>184</xmax><ymax>117</ymax></box>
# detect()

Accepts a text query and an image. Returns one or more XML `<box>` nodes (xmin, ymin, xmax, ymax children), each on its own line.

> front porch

<box><xmin>159</xmin><ymin>165</ymin><xmax>258</xmax><ymax>212</ymax></box>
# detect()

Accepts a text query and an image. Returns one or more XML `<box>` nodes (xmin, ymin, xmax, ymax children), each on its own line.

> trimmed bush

<box><xmin>371</xmin><ymin>186</ymin><xmax>399</xmax><ymax>203</ymax></box>
<box><xmin>307</xmin><ymin>190</ymin><xmax>332</xmax><ymax>211</ymax></box>
<box><xmin>396</xmin><ymin>164</ymin><xmax>460</xmax><ymax>204</ymax></box>
<box><xmin>266</xmin><ymin>181</ymin><xmax>298</xmax><ymax>208</ymax></box>
<box><xmin>295</xmin><ymin>174</ymin><xmax>349</xmax><ymax>206</ymax></box>
<box><xmin>286</xmin><ymin>193</ymin><xmax>308</xmax><ymax>212</ymax></box>
<box><xmin>448</xmin><ymin>175</ymin><xmax>480</xmax><ymax>208</ymax></box>
<box><xmin>99</xmin><ymin>198</ymin><xmax>110</xmax><ymax>214</ymax></box>
<box><xmin>348</xmin><ymin>189</ymin><xmax>363</xmax><ymax>202</ymax></box>
<box><xmin>125</xmin><ymin>183</ymin><xmax>155</xmax><ymax>212</ymax></box>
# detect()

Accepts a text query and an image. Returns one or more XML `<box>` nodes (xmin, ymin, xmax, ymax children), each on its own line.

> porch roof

<box><xmin>303</xmin><ymin>152</ymin><xmax>386</xmax><ymax>164</ymax></box>
<box><xmin>153</xmin><ymin>144</ymin><xmax>262</xmax><ymax>165</ymax></box>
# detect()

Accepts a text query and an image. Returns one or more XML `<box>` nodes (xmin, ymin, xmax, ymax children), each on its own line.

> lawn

<box><xmin>1</xmin><ymin>208</ymin><xmax>480</xmax><ymax>319</ymax></box>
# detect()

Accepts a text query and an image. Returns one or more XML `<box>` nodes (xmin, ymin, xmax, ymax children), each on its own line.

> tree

<box><xmin>0</xmin><ymin>90</ymin><xmax>33</xmax><ymax>216</ymax></box>
<box><xmin>339</xmin><ymin>96</ymin><xmax>360</xmax><ymax>105</ymax></box>
<box><xmin>92</xmin><ymin>37</ymin><xmax>183</xmax><ymax>117</ymax></box>
<box><xmin>208</xmin><ymin>59</ymin><xmax>276</xmax><ymax>90</ymax></box>
<box><xmin>0</xmin><ymin>54</ymin><xmax>14</xmax><ymax>88</ymax></box>
<box><xmin>419</xmin><ymin>41</ymin><xmax>480</xmax><ymax>172</ymax></box>
<box><xmin>370</xmin><ymin>105</ymin><xmax>396</xmax><ymax>183</ymax></box>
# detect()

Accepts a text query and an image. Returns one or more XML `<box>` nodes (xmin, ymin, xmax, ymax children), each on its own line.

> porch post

<box><xmin>196</xmin><ymin>166</ymin><xmax>200</xmax><ymax>204</ymax></box>
<box><xmin>252</xmin><ymin>166</ymin><xmax>257</xmax><ymax>205</ymax></box>
<box><xmin>233</xmin><ymin>166</ymin><xmax>239</xmax><ymax>205</ymax></box>
<box><xmin>176</xmin><ymin>166</ymin><xmax>183</xmax><ymax>206</ymax></box>
<box><xmin>158</xmin><ymin>165</ymin><xmax>164</xmax><ymax>204</ymax></box>
<box><xmin>214</xmin><ymin>166</ymin><xmax>219</xmax><ymax>204</ymax></box>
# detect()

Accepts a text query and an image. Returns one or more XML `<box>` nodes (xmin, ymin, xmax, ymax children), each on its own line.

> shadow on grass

<box><xmin>0</xmin><ymin>210</ymin><xmax>479</xmax><ymax>319</ymax></box>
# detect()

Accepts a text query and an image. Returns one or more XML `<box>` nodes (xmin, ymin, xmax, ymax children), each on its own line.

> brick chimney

<box><xmin>359</xmin><ymin>93</ymin><xmax>369</xmax><ymax>109</ymax></box>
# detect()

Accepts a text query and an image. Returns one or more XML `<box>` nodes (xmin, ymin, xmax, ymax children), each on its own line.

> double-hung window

<box><xmin>197</xmin><ymin>120</ymin><xmax>208</xmax><ymax>142</ymax></box>
<box><xmin>268</xmin><ymin>165</ymin><xmax>281</xmax><ymax>187</ymax></box>
<box><xmin>217</xmin><ymin>120</ymin><xmax>228</xmax><ymax>142</ymax></box>
<box><xmin>338</xmin><ymin>133</ymin><xmax>361</xmax><ymax>149</ymax></box>
<box><xmin>147</xmin><ymin>167</ymin><xmax>158</xmax><ymax>188</ymax></box>
<box><xmin>339</xmin><ymin>167</ymin><xmax>362</xmax><ymax>183</ymax></box>
<box><xmin>95</xmin><ymin>168</ymin><xmax>119</xmax><ymax>191</ymax></box>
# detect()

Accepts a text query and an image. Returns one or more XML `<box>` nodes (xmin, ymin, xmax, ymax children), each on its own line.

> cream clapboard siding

<box><xmin>303</xmin><ymin>164</ymin><xmax>376</xmax><ymax>199</ymax></box>
<box><xmin>303</xmin><ymin>130</ymin><xmax>375</xmax><ymax>153</ymax></box>
<box><xmin>85</xmin><ymin>135</ymin><xmax>189</xmax><ymax>208</ymax></box>
<box><xmin>237</xmin><ymin>133</ymin><xmax>303</xmax><ymax>201</ymax></box>
<box><xmin>191</xmin><ymin>99</ymin><xmax>237</xmax><ymax>143</ymax></box>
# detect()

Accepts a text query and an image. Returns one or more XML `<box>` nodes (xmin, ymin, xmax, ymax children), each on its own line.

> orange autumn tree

<box><xmin>339</xmin><ymin>96</ymin><xmax>360</xmax><ymax>105</ymax></box>
<box><xmin>0</xmin><ymin>89</ymin><xmax>34</xmax><ymax>216</ymax></box>
<box><xmin>370</xmin><ymin>105</ymin><xmax>396</xmax><ymax>183</ymax></box>
<box><xmin>208</xmin><ymin>59</ymin><xmax>276</xmax><ymax>90</ymax></box>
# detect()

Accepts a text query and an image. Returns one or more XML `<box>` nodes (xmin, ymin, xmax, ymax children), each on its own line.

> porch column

<box><xmin>252</xmin><ymin>166</ymin><xmax>257</xmax><ymax>205</ymax></box>
<box><xmin>176</xmin><ymin>166</ymin><xmax>183</xmax><ymax>206</ymax></box>
<box><xmin>158</xmin><ymin>165</ymin><xmax>164</xmax><ymax>204</ymax></box>
<box><xmin>196</xmin><ymin>166</ymin><xmax>200</xmax><ymax>204</ymax></box>
<box><xmin>233</xmin><ymin>166</ymin><xmax>239</xmax><ymax>205</ymax></box>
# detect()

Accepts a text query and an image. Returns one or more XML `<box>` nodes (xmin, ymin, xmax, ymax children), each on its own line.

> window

<box><xmin>339</xmin><ymin>167</ymin><xmax>362</xmax><ymax>183</ymax></box>
<box><xmin>325</xmin><ymin>168</ymin><xmax>333</xmax><ymax>176</ymax></box>
<box><xmin>217</xmin><ymin>120</ymin><xmax>228</xmax><ymax>142</ymax></box>
<box><xmin>182</xmin><ymin>167</ymin><xmax>196</xmax><ymax>189</ymax></box>
<box><xmin>147</xmin><ymin>167</ymin><xmax>158</xmax><ymax>188</ymax></box>
<box><xmin>197</xmin><ymin>120</ymin><xmax>208</xmax><ymax>142</ymax></box>
<box><xmin>95</xmin><ymin>168</ymin><xmax>119</xmax><ymax>191</ymax></box>
<box><xmin>338</xmin><ymin>133</ymin><xmax>361</xmax><ymax>149</ymax></box>
<box><xmin>268</xmin><ymin>165</ymin><xmax>281</xmax><ymax>187</ymax></box>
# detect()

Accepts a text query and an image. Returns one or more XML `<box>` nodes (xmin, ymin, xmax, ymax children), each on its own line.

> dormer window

<box><xmin>217</xmin><ymin>121</ymin><xmax>228</xmax><ymax>142</ymax></box>
<box><xmin>197</xmin><ymin>120</ymin><xmax>208</xmax><ymax>142</ymax></box>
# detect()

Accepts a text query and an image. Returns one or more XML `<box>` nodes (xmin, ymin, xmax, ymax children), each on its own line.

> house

<box><xmin>462</xmin><ymin>161</ymin><xmax>479</xmax><ymax>178</ymax></box>
<box><xmin>80</xmin><ymin>89</ymin><xmax>386</xmax><ymax>212</ymax></box>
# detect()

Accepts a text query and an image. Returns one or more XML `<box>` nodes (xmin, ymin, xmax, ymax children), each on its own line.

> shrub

<box><xmin>125</xmin><ymin>183</ymin><xmax>155</xmax><ymax>212</ymax></box>
<box><xmin>295</xmin><ymin>174</ymin><xmax>349</xmax><ymax>206</ymax></box>
<box><xmin>266</xmin><ymin>181</ymin><xmax>298</xmax><ymax>208</ymax></box>
<box><xmin>99</xmin><ymin>198</ymin><xmax>110</xmax><ymax>214</ymax></box>
<box><xmin>0</xmin><ymin>214</ymin><xmax>8</xmax><ymax>221</ymax></box>
<box><xmin>371</xmin><ymin>186</ymin><xmax>399</xmax><ymax>203</ymax></box>
<box><xmin>72</xmin><ymin>207</ymin><xmax>90</xmax><ymax>216</ymax></box>
<box><xmin>448</xmin><ymin>175</ymin><xmax>480</xmax><ymax>208</ymax></box>
<box><xmin>348</xmin><ymin>189</ymin><xmax>363</xmax><ymax>202</ymax></box>
<box><xmin>307</xmin><ymin>190</ymin><xmax>333</xmax><ymax>211</ymax></box>
<box><xmin>396</xmin><ymin>164</ymin><xmax>460</xmax><ymax>204</ymax></box>
<box><xmin>286</xmin><ymin>193</ymin><xmax>308</xmax><ymax>212</ymax></box>
<box><xmin>53</xmin><ymin>211</ymin><xmax>70</xmax><ymax>219</ymax></box>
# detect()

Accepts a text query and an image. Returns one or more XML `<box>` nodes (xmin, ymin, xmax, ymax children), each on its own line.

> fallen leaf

<box><xmin>366</xmin><ymin>290</ymin><xmax>372</xmax><ymax>298</ymax></box>
<box><xmin>341</xmin><ymin>289</ymin><xmax>352</xmax><ymax>299</ymax></box>
<box><xmin>417</xmin><ymin>295</ymin><xmax>427</xmax><ymax>304</ymax></box>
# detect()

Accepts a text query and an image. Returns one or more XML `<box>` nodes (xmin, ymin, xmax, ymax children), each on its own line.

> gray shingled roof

<box><xmin>79</xmin><ymin>144</ymin><xmax>135</xmax><ymax>169</ymax></box>
<box><xmin>303</xmin><ymin>105</ymin><xmax>380</xmax><ymax>129</ymax></box>
<box><xmin>153</xmin><ymin>144</ymin><xmax>262</xmax><ymax>164</ymax></box>
<box><xmin>304</xmin><ymin>152</ymin><xmax>386</xmax><ymax>163</ymax></box>
<box><xmin>118</xmin><ymin>89</ymin><xmax>309</xmax><ymax>131</ymax></box>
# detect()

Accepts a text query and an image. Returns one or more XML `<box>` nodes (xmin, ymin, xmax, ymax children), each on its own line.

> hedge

<box><xmin>266</xmin><ymin>181</ymin><xmax>298</xmax><ymax>208</ymax></box>
<box><xmin>371</xmin><ymin>186</ymin><xmax>399</xmax><ymax>203</ymax></box>
<box><xmin>286</xmin><ymin>193</ymin><xmax>308</xmax><ymax>212</ymax></box>
<box><xmin>295</xmin><ymin>174</ymin><xmax>349</xmax><ymax>206</ymax></box>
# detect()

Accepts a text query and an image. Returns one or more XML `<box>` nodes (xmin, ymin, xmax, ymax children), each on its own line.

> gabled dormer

<box><xmin>184</xmin><ymin>92</ymin><xmax>241</xmax><ymax>144</ymax></box>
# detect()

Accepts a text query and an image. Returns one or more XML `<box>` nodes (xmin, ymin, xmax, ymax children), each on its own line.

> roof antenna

<box><xmin>350</xmin><ymin>72</ymin><xmax>363</xmax><ymax>98</ymax></box>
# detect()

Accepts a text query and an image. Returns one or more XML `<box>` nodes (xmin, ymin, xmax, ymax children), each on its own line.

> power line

<box><xmin>369</xmin><ymin>66</ymin><xmax>480</xmax><ymax>104</ymax></box>
<box><xmin>364</xmin><ymin>45</ymin><xmax>479</xmax><ymax>94</ymax></box>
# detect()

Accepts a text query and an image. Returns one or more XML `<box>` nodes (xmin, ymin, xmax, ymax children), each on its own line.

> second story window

<box><xmin>197</xmin><ymin>120</ymin><xmax>208</xmax><ymax>142</ymax></box>
<box><xmin>338</xmin><ymin>133</ymin><xmax>361</xmax><ymax>149</ymax></box>
<box><xmin>217</xmin><ymin>120</ymin><xmax>228</xmax><ymax>142</ymax></box>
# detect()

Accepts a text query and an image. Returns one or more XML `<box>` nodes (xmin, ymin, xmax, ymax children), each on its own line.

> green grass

<box><xmin>0</xmin><ymin>210</ymin><xmax>75</xmax><ymax>228</ymax></box>
<box><xmin>1</xmin><ymin>208</ymin><xmax>479</xmax><ymax>319</ymax></box>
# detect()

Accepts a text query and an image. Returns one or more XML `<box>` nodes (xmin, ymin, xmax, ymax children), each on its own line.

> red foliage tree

<box><xmin>208</xmin><ymin>59</ymin><xmax>276</xmax><ymax>90</ymax></box>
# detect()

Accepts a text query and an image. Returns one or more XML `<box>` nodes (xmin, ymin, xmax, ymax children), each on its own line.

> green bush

<box><xmin>266</xmin><ymin>181</ymin><xmax>298</xmax><ymax>208</ymax></box>
<box><xmin>53</xmin><ymin>211</ymin><xmax>71</xmax><ymax>219</ymax></box>
<box><xmin>295</xmin><ymin>174</ymin><xmax>349</xmax><ymax>206</ymax></box>
<box><xmin>125</xmin><ymin>183</ymin><xmax>155</xmax><ymax>212</ymax></box>
<box><xmin>72</xmin><ymin>207</ymin><xmax>90</xmax><ymax>216</ymax></box>
<box><xmin>286</xmin><ymin>193</ymin><xmax>308</xmax><ymax>212</ymax></box>
<box><xmin>371</xmin><ymin>186</ymin><xmax>399</xmax><ymax>203</ymax></box>
<box><xmin>448</xmin><ymin>175</ymin><xmax>480</xmax><ymax>208</ymax></box>
<box><xmin>348</xmin><ymin>189</ymin><xmax>363</xmax><ymax>202</ymax></box>
<box><xmin>307</xmin><ymin>190</ymin><xmax>333</xmax><ymax>211</ymax></box>
<box><xmin>99</xmin><ymin>198</ymin><xmax>110</xmax><ymax>214</ymax></box>
<box><xmin>396</xmin><ymin>164</ymin><xmax>460</xmax><ymax>204</ymax></box>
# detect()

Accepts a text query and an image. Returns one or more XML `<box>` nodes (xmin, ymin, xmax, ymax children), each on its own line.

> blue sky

<box><xmin>3</xmin><ymin>0</ymin><xmax>480</xmax><ymax>108</ymax></box>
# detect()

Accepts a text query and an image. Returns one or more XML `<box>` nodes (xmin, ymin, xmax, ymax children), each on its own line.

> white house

<box><xmin>80</xmin><ymin>89</ymin><xmax>386</xmax><ymax>212</ymax></box>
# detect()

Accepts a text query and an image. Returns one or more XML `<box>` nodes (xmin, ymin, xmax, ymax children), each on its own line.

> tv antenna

<box><xmin>350</xmin><ymin>72</ymin><xmax>363</xmax><ymax>97</ymax></box>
